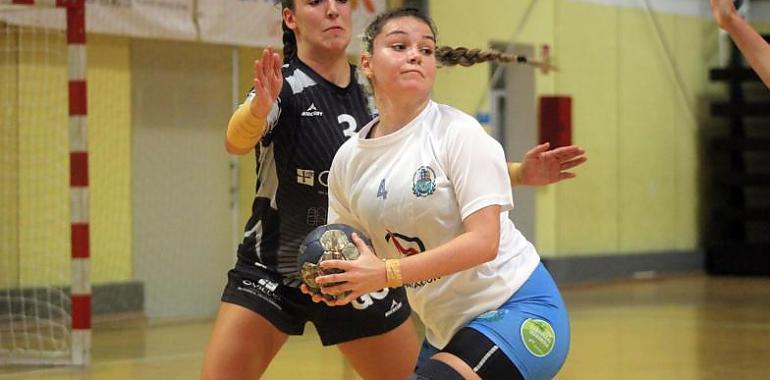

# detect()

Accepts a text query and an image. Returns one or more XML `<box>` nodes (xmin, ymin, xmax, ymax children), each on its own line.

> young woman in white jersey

<box><xmin>202</xmin><ymin>2</ymin><xmax>582</xmax><ymax>379</ymax></box>
<box><xmin>313</xmin><ymin>8</ymin><xmax>570</xmax><ymax>380</ymax></box>
<box><xmin>711</xmin><ymin>0</ymin><xmax>770</xmax><ymax>88</ymax></box>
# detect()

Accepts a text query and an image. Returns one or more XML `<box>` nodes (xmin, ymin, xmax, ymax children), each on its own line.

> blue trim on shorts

<box><xmin>416</xmin><ymin>263</ymin><xmax>570</xmax><ymax>379</ymax></box>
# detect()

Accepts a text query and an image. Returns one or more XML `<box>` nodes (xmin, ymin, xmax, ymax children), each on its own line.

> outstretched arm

<box><xmin>508</xmin><ymin>142</ymin><xmax>587</xmax><ymax>187</ymax></box>
<box><xmin>225</xmin><ymin>47</ymin><xmax>283</xmax><ymax>155</ymax></box>
<box><xmin>711</xmin><ymin>0</ymin><xmax>770</xmax><ymax>89</ymax></box>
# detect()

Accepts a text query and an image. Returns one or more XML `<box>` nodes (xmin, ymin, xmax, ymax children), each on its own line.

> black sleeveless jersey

<box><xmin>237</xmin><ymin>57</ymin><xmax>374</xmax><ymax>286</ymax></box>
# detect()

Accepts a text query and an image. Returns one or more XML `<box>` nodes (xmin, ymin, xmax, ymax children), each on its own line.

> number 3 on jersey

<box><xmin>337</xmin><ymin>114</ymin><xmax>357</xmax><ymax>139</ymax></box>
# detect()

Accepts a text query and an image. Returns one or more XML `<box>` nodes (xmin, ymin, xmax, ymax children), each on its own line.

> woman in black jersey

<box><xmin>201</xmin><ymin>1</ymin><xmax>586</xmax><ymax>379</ymax></box>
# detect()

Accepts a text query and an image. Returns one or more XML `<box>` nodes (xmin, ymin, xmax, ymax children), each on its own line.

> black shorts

<box><xmin>221</xmin><ymin>263</ymin><xmax>412</xmax><ymax>346</ymax></box>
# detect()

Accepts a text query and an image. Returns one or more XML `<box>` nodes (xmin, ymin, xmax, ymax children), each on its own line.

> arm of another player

<box><xmin>712</xmin><ymin>0</ymin><xmax>770</xmax><ymax>89</ymax></box>
<box><xmin>225</xmin><ymin>47</ymin><xmax>283</xmax><ymax>155</ymax></box>
<box><xmin>508</xmin><ymin>142</ymin><xmax>587</xmax><ymax>187</ymax></box>
<box><xmin>316</xmin><ymin>205</ymin><xmax>501</xmax><ymax>305</ymax></box>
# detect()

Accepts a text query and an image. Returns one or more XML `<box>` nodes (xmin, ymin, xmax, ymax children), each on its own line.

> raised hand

<box><xmin>518</xmin><ymin>142</ymin><xmax>586</xmax><ymax>186</ymax></box>
<box><xmin>249</xmin><ymin>47</ymin><xmax>284</xmax><ymax>119</ymax></box>
<box><xmin>711</xmin><ymin>0</ymin><xmax>739</xmax><ymax>29</ymax></box>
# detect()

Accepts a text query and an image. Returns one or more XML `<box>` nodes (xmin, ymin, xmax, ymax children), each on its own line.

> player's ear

<box><xmin>359</xmin><ymin>52</ymin><xmax>372</xmax><ymax>80</ymax></box>
<box><xmin>282</xmin><ymin>7</ymin><xmax>297</xmax><ymax>31</ymax></box>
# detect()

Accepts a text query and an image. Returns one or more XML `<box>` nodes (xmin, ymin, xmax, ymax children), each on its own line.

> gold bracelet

<box><xmin>384</xmin><ymin>259</ymin><xmax>403</xmax><ymax>288</ymax></box>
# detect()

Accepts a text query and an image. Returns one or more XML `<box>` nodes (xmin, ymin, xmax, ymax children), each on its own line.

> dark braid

<box><xmin>280</xmin><ymin>0</ymin><xmax>297</xmax><ymax>63</ymax></box>
<box><xmin>435</xmin><ymin>46</ymin><xmax>528</xmax><ymax>67</ymax></box>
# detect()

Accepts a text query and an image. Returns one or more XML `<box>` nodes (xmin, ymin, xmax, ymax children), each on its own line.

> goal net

<box><xmin>0</xmin><ymin>1</ymin><xmax>88</xmax><ymax>365</ymax></box>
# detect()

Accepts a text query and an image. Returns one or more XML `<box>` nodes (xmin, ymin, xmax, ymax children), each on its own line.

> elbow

<box><xmin>467</xmin><ymin>224</ymin><xmax>501</xmax><ymax>265</ymax></box>
<box><xmin>478</xmin><ymin>238</ymin><xmax>499</xmax><ymax>264</ymax></box>
<box><xmin>225</xmin><ymin>138</ymin><xmax>252</xmax><ymax>155</ymax></box>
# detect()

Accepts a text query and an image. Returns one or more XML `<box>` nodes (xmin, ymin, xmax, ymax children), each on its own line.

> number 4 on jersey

<box><xmin>377</xmin><ymin>178</ymin><xmax>388</xmax><ymax>200</ymax></box>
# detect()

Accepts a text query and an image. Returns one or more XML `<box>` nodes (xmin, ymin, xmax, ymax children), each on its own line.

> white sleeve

<box><xmin>443</xmin><ymin>121</ymin><xmax>513</xmax><ymax>220</ymax></box>
<box><xmin>326</xmin><ymin>146</ymin><xmax>358</xmax><ymax>226</ymax></box>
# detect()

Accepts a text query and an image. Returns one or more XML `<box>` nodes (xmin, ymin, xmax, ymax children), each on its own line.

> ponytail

<box><xmin>435</xmin><ymin>46</ymin><xmax>528</xmax><ymax>67</ymax></box>
<box><xmin>280</xmin><ymin>0</ymin><xmax>297</xmax><ymax>64</ymax></box>
<box><xmin>281</xmin><ymin>21</ymin><xmax>297</xmax><ymax>64</ymax></box>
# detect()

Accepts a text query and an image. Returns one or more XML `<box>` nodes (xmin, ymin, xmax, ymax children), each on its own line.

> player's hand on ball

<box><xmin>300</xmin><ymin>283</ymin><xmax>336</xmax><ymax>306</ymax></box>
<box><xmin>316</xmin><ymin>233</ymin><xmax>388</xmax><ymax>306</ymax></box>
<box><xmin>297</xmin><ymin>224</ymin><xmax>374</xmax><ymax>305</ymax></box>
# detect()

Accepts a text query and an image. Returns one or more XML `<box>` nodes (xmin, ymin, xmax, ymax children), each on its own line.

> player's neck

<box><xmin>298</xmin><ymin>49</ymin><xmax>351</xmax><ymax>87</ymax></box>
<box><xmin>371</xmin><ymin>97</ymin><xmax>430</xmax><ymax>138</ymax></box>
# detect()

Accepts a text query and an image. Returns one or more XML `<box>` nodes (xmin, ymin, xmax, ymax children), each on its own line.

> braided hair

<box><xmin>280</xmin><ymin>0</ymin><xmax>297</xmax><ymax>64</ymax></box>
<box><xmin>363</xmin><ymin>7</ymin><xmax>538</xmax><ymax>69</ymax></box>
<box><xmin>435</xmin><ymin>46</ymin><xmax>528</xmax><ymax>67</ymax></box>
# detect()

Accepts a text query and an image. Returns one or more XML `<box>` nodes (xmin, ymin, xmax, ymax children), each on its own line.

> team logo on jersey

<box><xmin>301</xmin><ymin>103</ymin><xmax>323</xmax><ymax>117</ymax></box>
<box><xmin>297</xmin><ymin>169</ymin><xmax>314</xmax><ymax>186</ymax></box>
<box><xmin>385</xmin><ymin>230</ymin><xmax>425</xmax><ymax>257</ymax></box>
<box><xmin>412</xmin><ymin>166</ymin><xmax>436</xmax><ymax>197</ymax></box>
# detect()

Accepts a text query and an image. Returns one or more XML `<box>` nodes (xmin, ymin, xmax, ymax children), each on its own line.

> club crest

<box><xmin>412</xmin><ymin>165</ymin><xmax>436</xmax><ymax>197</ymax></box>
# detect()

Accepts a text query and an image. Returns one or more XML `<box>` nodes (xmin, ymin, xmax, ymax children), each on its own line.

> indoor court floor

<box><xmin>1</xmin><ymin>274</ymin><xmax>769</xmax><ymax>380</ymax></box>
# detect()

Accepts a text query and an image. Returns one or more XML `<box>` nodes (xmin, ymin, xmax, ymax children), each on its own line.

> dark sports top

<box><xmin>236</xmin><ymin>57</ymin><xmax>374</xmax><ymax>286</ymax></box>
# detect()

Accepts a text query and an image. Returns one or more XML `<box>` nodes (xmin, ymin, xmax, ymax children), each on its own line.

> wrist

<box><xmin>384</xmin><ymin>259</ymin><xmax>403</xmax><ymax>288</ymax></box>
<box><xmin>508</xmin><ymin>162</ymin><xmax>524</xmax><ymax>187</ymax></box>
<box><xmin>721</xmin><ymin>11</ymin><xmax>742</xmax><ymax>31</ymax></box>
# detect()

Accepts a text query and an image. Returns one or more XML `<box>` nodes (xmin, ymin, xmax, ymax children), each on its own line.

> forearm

<box><xmin>724</xmin><ymin>13</ymin><xmax>770</xmax><ymax>88</ymax></box>
<box><xmin>225</xmin><ymin>102</ymin><xmax>267</xmax><ymax>155</ymax></box>
<box><xmin>399</xmin><ymin>229</ymin><xmax>498</xmax><ymax>285</ymax></box>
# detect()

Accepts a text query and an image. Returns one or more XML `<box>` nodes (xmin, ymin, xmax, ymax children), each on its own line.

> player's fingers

<box><xmin>318</xmin><ymin>259</ymin><xmax>349</xmax><ymax>272</ymax></box>
<box><xmin>311</xmin><ymin>293</ymin><xmax>326</xmax><ymax>304</ymax></box>
<box><xmin>333</xmin><ymin>292</ymin><xmax>359</xmax><ymax>306</ymax></box>
<box><xmin>560</xmin><ymin>156</ymin><xmax>587</xmax><ymax>170</ymax></box>
<box><xmin>525</xmin><ymin>142</ymin><xmax>550</xmax><ymax>158</ymax></box>
<box><xmin>255</xmin><ymin>79</ymin><xmax>271</xmax><ymax>108</ymax></box>
<box><xmin>261</xmin><ymin>48</ymin><xmax>272</xmax><ymax>78</ymax></box>
<box><xmin>271</xmin><ymin>54</ymin><xmax>282</xmax><ymax>84</ymax></box>
<box><xmin>351</xmin><ymin>233</ymin><xmax>373</xmax><ymax>255</ymax></box>
<box><xmin>547</xmin><ymin>145</ymin><xmax>584</xmax><ymax>160</ymax></box>
<box><xmin>320</xmin><ymin>283</ymin><xmax>349</xmax><ymax>296</ymax></box>
<box><xmin>315</xmin><ymin>270</ymin><xmax>347</xmax><ymax>285</ymax></box>
<box><xmin>543</xmin><ymin>145</ymin><xmax>583</xmax><ymax>162</ymax></box>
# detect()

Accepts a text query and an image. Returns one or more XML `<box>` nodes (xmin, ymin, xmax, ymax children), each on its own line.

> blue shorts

<box><xmin>417</xmin><ymin>263</ymin><xmax>570</xmax><ymax>379</ymax></box>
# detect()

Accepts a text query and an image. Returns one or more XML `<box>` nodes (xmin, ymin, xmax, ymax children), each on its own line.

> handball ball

<box><xmin>298</xmin><ymin>224</ymin><xmax>372</xmax><ymax>300</ymax></box>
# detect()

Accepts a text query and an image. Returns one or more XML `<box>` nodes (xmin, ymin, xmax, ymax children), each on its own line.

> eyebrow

<box><xmin>385</xmin><ymin>30</ymin><xmax>436</xmax><ymax>42</ymax></box>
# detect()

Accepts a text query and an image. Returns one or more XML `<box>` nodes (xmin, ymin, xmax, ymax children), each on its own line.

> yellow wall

<box><xmin>431</xmin><ymin>0</ymin><xmax>713</xmax><ymax>257</ymax></box>
<box><xmin>88</xmin><ymin>35</ymin><xmax>132</xmax><ymax>284</ymax></box>
<box><xmin>17</xmin><ymin>30</ymin><xmax>70</xmax><ymax>287</ymax></box>
<box><xmin>3</xmin><ymin>31</ymin><xmax>132</xmax><ymax>287</ymax></box>
<box><xmin>0</xmin><ymin>26</ymin><xmax>20</xmax><ymax>289</ymax></box>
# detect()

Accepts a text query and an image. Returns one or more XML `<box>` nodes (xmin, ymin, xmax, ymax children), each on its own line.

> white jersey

<box><xmin>327</xmin><ymin>100</ymin><xmax>540</xmax><ymax>348</ymax></box>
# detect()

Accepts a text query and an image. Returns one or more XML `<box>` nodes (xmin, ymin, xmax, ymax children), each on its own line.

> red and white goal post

<box><xmin>0</xmin><ymin>0</ymin><xmax>89</xmax><ymax>366</ymax></box>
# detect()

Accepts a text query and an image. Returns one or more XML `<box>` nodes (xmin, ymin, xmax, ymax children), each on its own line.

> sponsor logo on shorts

<box><xmin>385</xmin><ymin>299</ymin><xmax>403</xmax><ymax>318</ymax></box>
<box><xmin>477</xmin><ymin>309</ymin><xmax>507</xmax><ymax>322</ymax></box>
<box><xmin>520</xmin><ymin>318</ymin><xmax>556</xmax><ymax>357</ymax></box>
<box><xmin>351</xmin><ymin>288</ymin><xmax>389</xmax><ymax>310</ymax></box>
<box><xmin>237</xmin><ymin>278</ymin><xmax>282</xmax><ymax>310</ymax></box>
<box><xmin>239</xmin><ymin>279</ymin><xmax>278</xmax><ymax>296</ymax></box>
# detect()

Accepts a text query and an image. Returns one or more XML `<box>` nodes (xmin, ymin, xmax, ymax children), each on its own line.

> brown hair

<box><xmin>363</xmin><ymin>7</ymin><xmax>533</xmax><ymax>68</ymax></box>
<box><xmin>280</xmin><ymin>0</ymin><xmax>297</xmax><ymax>63</ymax></box>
